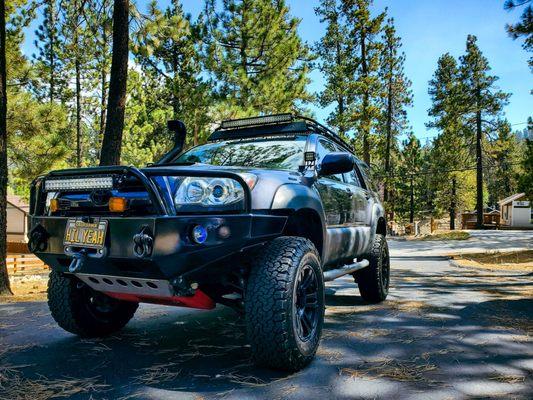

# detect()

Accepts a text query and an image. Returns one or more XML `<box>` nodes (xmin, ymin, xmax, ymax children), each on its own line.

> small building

<box><xmin>7</xmin><ymin>194</ymin><xmax>29</xmax><ymax>242</ymax></box>
<box><xmin>498</xmin><ymin>193</ymin><xmax>532</xmax><ymax>228</ymax></box>
<box><xmin>460</xmin><ymin>209</ymin><xmax>500</xmax><ymax>229</ymax></box>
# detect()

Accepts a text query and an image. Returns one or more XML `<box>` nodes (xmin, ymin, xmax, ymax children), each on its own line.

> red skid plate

<box><xmin>104</xmin><ymin>289</ymin><xmax>216</xmax><ymax>310</ymax></box>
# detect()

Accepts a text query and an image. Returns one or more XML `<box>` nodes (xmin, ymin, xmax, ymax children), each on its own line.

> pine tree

<box><xmin>517</xmin><ymin>117</ymin><xmax>533</xmax><ymax>198</ymax></box>
<box><xmin>85</xmin><ymin>0</ymin><xmax>113</xmax><ymax>153</ymax></box>
<box><xmin>341</xmin><ymin>0</ymin><xmax>385</xmax><ymax>165</ymax></box>
<box><xmin>504</xmin><ymin>0</ymin><xmax>532</xmax><ymax>71</ymax></box>
<box><xmin>0</xmin><ymin>0</ymin><xmax>11</xmax><ymax>295</ymax></box>
<box><xmin>133</xmin><ymin>0</ymin><xmax>212</xmax><ymax>148</ymax></box>
<box><xmin>395</xmin><ymin>133</ymin><xmax>423</xmax><ymax>223</ymax></box>
<box><xmin>100</xmin><ymin>0</ymin><xmax>129</xmax><ymax>166</ymax></box>
<box><xmin>33</xmin><ymin>0</ymin><xmax>67</xmax><ymax>103</ymax></box>
<box><xmin>379</xmin><ymin>17</ymin><xmax>412</xmax><ymax>202</ymax></box>
<box><xmin>203</xmin><ymin>0</ymin><xmax>312</xmax><ymax>117</ymax></box>
<box><xmin>459</xmin><ymin>35</ymin><xmax>510</xmax><ymax>228</ymax></box>
<box><xmin>314</xmin><ymin>0</ymin><xmax>351</xmax><ymax>137</ymax></box>
<box><xmin>427</xmin><ymin>53</ymin><xmax>476</xmax><ymax>228</ymax></box>
<box><xmin>61</xmin><ymin>0</ymin><xmax>90</xmax><ymax>167</ymax></box>
<box><xmin>486</xmin><ymin>120</ymin><xmax>520</xmax><ymax>205</ymax></box>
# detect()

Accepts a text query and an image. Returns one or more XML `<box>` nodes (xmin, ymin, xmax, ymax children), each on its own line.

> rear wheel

<box><xmin>355</xmin><ymin>234</ymin><xmax>390</xmax><ymax>303</ymax></box>
<box><xmin>48</xmin><ymin>270</ymin><xmax>138</xmax><ymax>337</ymax></box>
<box><xmin>245</xmin><ymin>237</ymin><xmax>324</xmax><ymax>371</ymax></box>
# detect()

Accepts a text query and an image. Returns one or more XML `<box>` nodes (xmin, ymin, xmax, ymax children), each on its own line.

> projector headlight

<box><xmin>174</xmin><ymin>174</ymin><xmax>256</xmax><ymax>209</ymax></box>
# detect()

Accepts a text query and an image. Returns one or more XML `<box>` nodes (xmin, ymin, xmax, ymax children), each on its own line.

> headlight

<box><xmin>174</xmin><ymin>174</ymin><xmax>255</xmax><ymax>208</ymax></box>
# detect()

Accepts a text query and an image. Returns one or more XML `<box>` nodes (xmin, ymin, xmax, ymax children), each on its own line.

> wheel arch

<box><xmin>271</xmin><ymin>184</ymin><xmax>327</xmax><ymax>259</ymax></box>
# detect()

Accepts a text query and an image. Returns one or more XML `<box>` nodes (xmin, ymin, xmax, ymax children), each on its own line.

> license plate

<box><xmin>64</xmin><ymin>219</ymin><xmax>108</xmax><ymax>249</ymax></box>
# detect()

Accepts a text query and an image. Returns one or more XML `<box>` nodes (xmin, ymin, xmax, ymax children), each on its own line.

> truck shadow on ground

<box><xmin>1</xmin><ymin>265</ymin><xmax>532</xmax><ymax>399</ymax></box>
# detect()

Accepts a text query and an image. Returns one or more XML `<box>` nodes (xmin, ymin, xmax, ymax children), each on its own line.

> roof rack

<box><xmin>210</xmin><ymin>113</ymin><xmax>352</xmax><ymax>151</ymax></box>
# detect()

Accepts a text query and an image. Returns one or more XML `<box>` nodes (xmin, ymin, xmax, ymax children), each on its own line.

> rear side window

<box><xmin>343</xmin><ymin>169</ymin><xmax>361</xmax><ymax>187</ymax></box>
<box><xmin>355</xmin><ymin>162</ymin><xmax>376</xmax><ymax>192</ymax></box>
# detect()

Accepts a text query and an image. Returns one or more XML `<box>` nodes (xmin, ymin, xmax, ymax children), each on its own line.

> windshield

<box><xmin>173</xmin><ymin>136</ymin><xmax>307</xmax><ymax>170</ymax></box>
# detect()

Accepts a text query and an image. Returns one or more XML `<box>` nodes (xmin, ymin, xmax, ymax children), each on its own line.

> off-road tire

<box><xmin>245</xmin><ymin>237</ymin><xmax>324</xmax><ymax>371</ymax></box>
<box><xmin>48</xmin><ymin>270</ymin><xmax>138</xmax><ymax>337</ymax></box>
<box><xmin>355</xmin><ymin>234</ymin><xmax>390</xmax><ymax>303</ymax></box>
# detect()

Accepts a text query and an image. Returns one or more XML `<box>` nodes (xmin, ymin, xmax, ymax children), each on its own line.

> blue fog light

<box><xmin>191</xmin><ymin>225</ymin><xmax>208</xmax><ymax>244</ymax></box>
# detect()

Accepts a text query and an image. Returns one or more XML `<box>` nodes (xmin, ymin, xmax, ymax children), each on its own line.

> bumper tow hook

<box><xmin>68</xmin><ymin>250</ymin><xmax>87</xmax><ymax>273</ymax></box>
<box><xmin>133</xmin><ymin>227</ymin><xmax>154</xmax><ymax>258</ymax></box>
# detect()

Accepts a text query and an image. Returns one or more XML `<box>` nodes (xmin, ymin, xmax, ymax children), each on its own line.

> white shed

<box><xmin>498</xmin><ymin>193</ymin><xmax>532</xmax><ymax>228</ymax></box>
<box><xmin>7</xmin><ymin>194</ymin><xmax>29</xmax><ymax>242</ymax></box>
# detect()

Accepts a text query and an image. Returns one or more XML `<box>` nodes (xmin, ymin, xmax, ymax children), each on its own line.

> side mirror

<box><xmin>318</xmin><ymin>152</ymin><xmax>354</xmax><ymax>177</ymax></box>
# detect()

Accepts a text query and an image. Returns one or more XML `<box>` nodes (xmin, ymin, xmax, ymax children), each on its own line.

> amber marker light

<box><xmin>50</xmin><ymin>198</ymin><xmax>59</xmax><ymax>212</ymax></box>
<box><xmin>109</xmin><ymin>197</ymin><xmax>128</xmax><ymax>212</ymax></box>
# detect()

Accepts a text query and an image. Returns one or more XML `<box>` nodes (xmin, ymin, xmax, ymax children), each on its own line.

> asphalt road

<box><xmin>1</xmin><ymin>231</ymin><xmax>532</xmax><ymax>399</ymax></box>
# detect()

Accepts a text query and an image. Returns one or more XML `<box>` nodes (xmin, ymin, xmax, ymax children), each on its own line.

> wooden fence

<box><xmin>6</xmin><ymin>254</ymin><xmax>49</xmax><ymax>277</ymax></box>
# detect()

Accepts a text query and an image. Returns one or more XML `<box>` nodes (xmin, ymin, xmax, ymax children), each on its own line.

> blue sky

<box><xmin>24</xmin><ymin>0</ymin><xmax>533</xmax><ymax>142</ymax></box>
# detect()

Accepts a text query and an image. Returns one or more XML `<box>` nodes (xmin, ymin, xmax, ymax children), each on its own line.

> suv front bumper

<box><xmin>30</xmin><ymin>213</ymin><xmax>287</xmax><ymax>280</ymax></box>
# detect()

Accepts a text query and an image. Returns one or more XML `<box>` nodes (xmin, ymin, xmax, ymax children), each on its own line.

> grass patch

<box><xmin>452</xmin><ymin>250</ymin><xmax>533</xmax><ymax>272</ymax></box>
<box><xmin>418</xmin><ymin>231</ymin><xmax>470</xmax><ymax>241</ymax></box>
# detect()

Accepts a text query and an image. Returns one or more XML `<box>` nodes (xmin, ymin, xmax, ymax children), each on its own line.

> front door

<box><xmin>314</xmin><ymin>138</ymin><xmax>353</xmax><ymax>265</ymax></box>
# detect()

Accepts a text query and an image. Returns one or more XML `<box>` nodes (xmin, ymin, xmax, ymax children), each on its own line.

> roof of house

<box><xmin>498</xmin><ymin>193</ymin><xmax>526</xmax><ymax>206</ymax></box>
<box><xmin>7</xmin><ymin>194</ymin><xmax>29</xmax><ymax>214</ymax></box>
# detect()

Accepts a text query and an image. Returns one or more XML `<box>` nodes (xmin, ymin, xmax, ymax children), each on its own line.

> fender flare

<box><xmin>271</xmin><ymin>183</ymin><xmax>327</xmax><ymax>250</ymax></box>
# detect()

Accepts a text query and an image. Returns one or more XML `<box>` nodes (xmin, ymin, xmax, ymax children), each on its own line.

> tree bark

<box><xmin>475</xmin><ymin>89</ymin><xmax>483</xmax><ymax>229</ymax></box>
<box><xmin>360</xmin><ymin>28</ymin><xmax>370</xmax><ymax>166</ymax></box>
<box><xmin>99</xmin><ymin>26</ymin><xmax>108</xmax><ymax>147</ymax></box>
<box><xmin>99</xmin><ymin>0</ymin><xmax>129</xmax><ymax>166</ymax></box>
<box><xmin>0</xmin><ymin>0</ymin><xmax>12</xmax><ymax>295</ymax></box>
<box><xmin>450</xmin><ymin>177</ymin><xmax>456</xmax><ymax>230</ymax></box>
<box><xmin>384</xmin><ymin>77</ymin><xmax>393</xmax><ymax>202</ymax></box>
<box><xmin>409</xmin><ymin>176</ymin><xmax>414</xmax><ymax>224</ymax></box>
<box><xmin>75</xmin><ymin>57</ymin><xmax>82</xmax><ymax>167</ymax></box>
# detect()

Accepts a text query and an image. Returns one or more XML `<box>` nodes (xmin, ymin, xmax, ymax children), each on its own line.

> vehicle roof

<box><xmin>208</xmin><ymin>113</ymin><xmax>353</xmax><ymax>154</ymax></box>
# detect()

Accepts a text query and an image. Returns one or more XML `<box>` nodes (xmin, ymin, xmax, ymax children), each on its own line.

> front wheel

<box><xmin>355</xmin><ymin>234</ymin><xmax>390</xmax><ymax>303</ymax></box>
<box><xmin>245</xmin><ymin>237</ymin><xmax>324</xmax><ymax>371</ymax></box>
<box><xmin>48</xmin><ymin>270</ymin><xmax>138</xmax><ymax>337</ymax></box>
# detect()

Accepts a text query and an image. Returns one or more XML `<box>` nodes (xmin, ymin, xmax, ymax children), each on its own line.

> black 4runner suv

<box><xmin>29</xmin><ymin>114</ymin><xmax>389</xmax><ymax>371</ymax></box>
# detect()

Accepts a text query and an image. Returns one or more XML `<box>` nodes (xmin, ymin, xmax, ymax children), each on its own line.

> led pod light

<box><xmin>174</xmin><ymin>174</ymin><xmax>256</xmax><ymax>207</ymax></box>
<box><xmin>44</xmin><ymin>176</ymin><xmax>113</xmax><ymax>192</ymax></box>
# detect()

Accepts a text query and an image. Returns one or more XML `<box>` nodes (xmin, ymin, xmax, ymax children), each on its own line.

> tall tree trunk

<box><xmin>475</xmin><ymin>89</ymin><xmax>483</xmax><ymax>229</ymax></box>
<box><xmin>409</xmin><ymin>176</ymin><xmax>414</xmax><ymax>224</ymax></box>
<box><xmin>99</xmin><ymin>29</ymin><xmax>108</xmax><ymax>145</ymax></box>
<box><xmin>384</xmin><ymin>78</ymin><xmax>393</xmax><ymax>202</ymax></box>
<box><xmin>0</xmin><ymin>0</ymin><xmax>12</xmax><ymax>295</ymax></box>
<box><xmin>100</xmin><ymin>0</ymin><xmax>129</xmax><ymax>166</ymax></box>
<box><xmin>360</xmin><ymin>29</ymin><xmax>370</xmax><ymax>166</ymax></box>
<box><xmin>75</xmin><ymin>57</ymin><xmax>82</xmax><ymax>167</ymax></box>
<box><xmin>450</xmin><ymin>177</ymin><xmax>456</xmax><ymax>230</ymax></box>
<box><xmin>48</xmin><ymin>0</ymin><xmax>55</xmax><ymax>103</ymax></box>
<box><xmin>335</xmin><ymin>33</ymin><xmax>345</xmax><ymax>136</ymax></box>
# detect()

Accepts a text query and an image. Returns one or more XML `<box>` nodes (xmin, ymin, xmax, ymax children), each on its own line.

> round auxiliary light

<box><xmin>191</xmin><ymin>225</ymin><xmax>208</xmax><ymax>244</ymax></box>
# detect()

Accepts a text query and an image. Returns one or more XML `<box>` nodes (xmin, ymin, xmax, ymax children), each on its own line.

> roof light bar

<box><xmin>45</xmin><ymin>176</ymin><xmax>113</xmax><ymax>192</ymax></box>
<box><xmin>220</xmin><ymin>113</ymin><xmax>293</xmax><ymax>130</ymax></box>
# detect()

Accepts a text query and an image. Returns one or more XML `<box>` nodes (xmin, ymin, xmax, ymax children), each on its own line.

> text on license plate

<box><xmin>64</xmin><ymin>219</ymin><xmax>108</xmax><ymax>249</ymax></box>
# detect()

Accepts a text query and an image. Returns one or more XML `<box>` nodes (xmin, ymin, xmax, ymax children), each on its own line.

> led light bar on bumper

<box><xmin>44</xmin><ymin>176</ymin><xmax>113</xmax><ymax>192</ymax></box>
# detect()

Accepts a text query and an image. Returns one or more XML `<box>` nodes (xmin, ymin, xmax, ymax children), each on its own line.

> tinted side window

<box><xmin>316</xmin><ymin>139</ymin><xmax>343</xmax><ymax>182</ymax></box>
<box><xmin>344</xmin><ymin>169</ymin><xmax>361</xmax><ymax>187</ymax></box>
<box><xmin>355</xmin><ymin>161</ymin><xmax>375</xmax><ymax>191</ymax></box>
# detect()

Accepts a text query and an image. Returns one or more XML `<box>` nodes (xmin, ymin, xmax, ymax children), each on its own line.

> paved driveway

<box><xmin>1</xmin><ymin>231</ymin><xmax>532</xmax><ymax>399</ymax></box>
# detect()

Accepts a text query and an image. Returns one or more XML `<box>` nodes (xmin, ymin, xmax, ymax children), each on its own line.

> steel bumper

<box><xmin>30</xmin><ymin>214</ymin><xmax>287</xmax><ymax>279</ymax></box>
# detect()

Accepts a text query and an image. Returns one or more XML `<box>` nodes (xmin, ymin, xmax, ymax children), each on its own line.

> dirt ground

<box><xmin>0</xmin><ymin>231</ymin><xmax>532</xmax><ymax>399</ymax></box>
